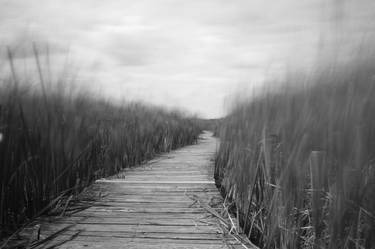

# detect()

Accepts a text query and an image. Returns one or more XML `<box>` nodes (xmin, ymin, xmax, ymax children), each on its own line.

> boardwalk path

<box><xmin>31</xmin><ymin>131</ymin><xmax>250</xmax><ymax>249</ymax></box>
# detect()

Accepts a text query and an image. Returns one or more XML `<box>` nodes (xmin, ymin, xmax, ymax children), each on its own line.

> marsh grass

<box><xmin>0</xmin><ymin>47</ymin><xmax>201</xmax><ymax>239</ymax></box>
<box><xmin>215</xmin><ymin>52</ymin><xmax>375</xmax><ymax>248</ymax></box>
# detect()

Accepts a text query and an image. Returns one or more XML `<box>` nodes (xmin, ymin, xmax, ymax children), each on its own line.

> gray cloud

<box><xmin>0</xmin><ymin>0</ymin><xmax>374</xmax><ymax>118</ymax></box>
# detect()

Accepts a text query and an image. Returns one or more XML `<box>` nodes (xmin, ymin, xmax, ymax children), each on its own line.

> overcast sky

<box><xmin>1</xmin><ymin>0</ymin><xmax>374</xmax><ymax>118</ymax></box>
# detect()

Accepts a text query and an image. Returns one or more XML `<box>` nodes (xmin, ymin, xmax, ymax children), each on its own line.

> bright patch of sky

<box><xmin>0</xmin><ymin>0</ymin><xmax>374</xmax><ymax>117</ymax></box>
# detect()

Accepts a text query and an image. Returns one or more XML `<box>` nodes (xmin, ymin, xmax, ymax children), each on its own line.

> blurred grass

<box><xmin>215</xmin><ymin>50</ymin><xmax>375</xmax><ymax>248</ymax></box>
<box><xmin>0</xmin><ymin>47</ymin><xmax>202</xmax><ymax>238</ymax></box>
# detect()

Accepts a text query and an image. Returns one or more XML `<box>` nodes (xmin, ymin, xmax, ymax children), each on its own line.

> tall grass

<box><xmin>215</xmin><ymin>53</ymin><xmax>375</xmax><ymax>248</ymax></box>
<box><xmin>0</xmin><ymin>48</ymin><xmax>202</xmax><ymax>238</ymax></box>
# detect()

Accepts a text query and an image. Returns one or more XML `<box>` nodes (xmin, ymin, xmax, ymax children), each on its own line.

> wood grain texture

<box><xmin>27</xmin><ymin>132</ymin><xmax>252</xmax><ymax>249</ymax></box>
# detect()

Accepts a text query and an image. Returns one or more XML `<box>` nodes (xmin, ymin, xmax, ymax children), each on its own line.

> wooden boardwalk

<box><xmin>25</xmin><ymin>132</ymin><xmax>252</xmax><ymax>249</ymax></box>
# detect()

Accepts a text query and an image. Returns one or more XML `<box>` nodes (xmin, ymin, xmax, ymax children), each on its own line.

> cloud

<box><xmin>0</xmin><ymin>0</ymin><xmax>374</xmax><ymax>118</ymax></box>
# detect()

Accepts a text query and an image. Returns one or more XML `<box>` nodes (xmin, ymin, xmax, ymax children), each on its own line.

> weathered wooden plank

<box><xmin>96</xmin><ymin>180</ymin><xmax>215</xmax><ymax>184</ymax></box>
<box><xmin>35</xmin><ymin>240</ymin><xmax>236</xmax><ymax>249</ymax></box>
<box><xmin>121</xmin><ymin>175</ymin><xmax>212</xmax><ymax>179</ymax></box>
<box><xmin>37</xmin><ymin>217</ymin><xmax>219</xmax><ymax>226</ymax></box>
<box><xmin>96</xmin><ymin>191</ymin><xmax>218</xmax><ymax>196</ymax></box>
<box><xmin>87</xmin><ymin>200</ymin><xmax>221</xmax><ymax>205</ymax></box>
<box><xmin>97</xmin><ymin>187</ymin><xmax>218</xmax><ymax>192</ymax></box>
<box><xmin>35</xmin><ymin>230</ymin><xmax>230</xmax><ymax>240</ymax></box>
<box><xmin>40</xmin><ymin>223</ymin><xmax>221</xmax><ymax>233</ymax></box>
<box><xmin>99</xmin><ymin>195</ymin><xmax>222</xmax><ymax>201</ymax></box>
<box><xmin>69</xmin><ymin>202</ymin><xmax>210</xmax><ymax>208</ymax></box>
<box><xmin>93</xmin><ymin>186</ymin><xmax>219</xmax><ymax>191</ymax></box>
<box><xmin>36</xmin><ymin>234</ymin><xmax>239</xmax><ymax>244</ymax></box>
<box><xmin>82</xmin><ymin>207</ymin><xmax>221</xmax><ymax>213</ymax></box>
<box><xmin>119</xmin><ymin>177</ymin><xmax>213</xmax><ymax>181</ymax></box>
<box><xmin>97</xmin><ymin>199</ymin><xmax>195</xmax><ymax>203</ymax></box>
<box><xmin>123</xmin><ymin>169</ymin><xmax>208</xmax><ymax>173</ymax></box>
<box><xmin>64</xmin><ymin>212</ymin><xmax>214</xmax><ymax>219</ymax></box>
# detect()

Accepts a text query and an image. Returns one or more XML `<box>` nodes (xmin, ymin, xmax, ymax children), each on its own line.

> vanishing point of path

<box><xmin>28</xmin><ymin>132</ymin><xmax>252</xmax><ymax>249</ymax></box>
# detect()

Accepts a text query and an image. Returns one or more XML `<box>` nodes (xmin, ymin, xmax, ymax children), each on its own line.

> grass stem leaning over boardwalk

<box><xmin>215</xmin><ymin>52</ymin><xmax>375</xmax><ymax>249</ymax></box>
<box><xmin>0</xmin><ymin>48</ymin><xmax>202</xmax><ymax>239</ymax></box>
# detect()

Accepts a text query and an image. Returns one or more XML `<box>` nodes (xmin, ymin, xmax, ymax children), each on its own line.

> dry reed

<box><xmin>215</xmin><ymin>51</ymin><xmax>375</xmax><ymax>248</ymax></box>
<box><xmin>0</xmin><ymin>47</ymin><xmax>202</xmax><ymax>239</ymax></box>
